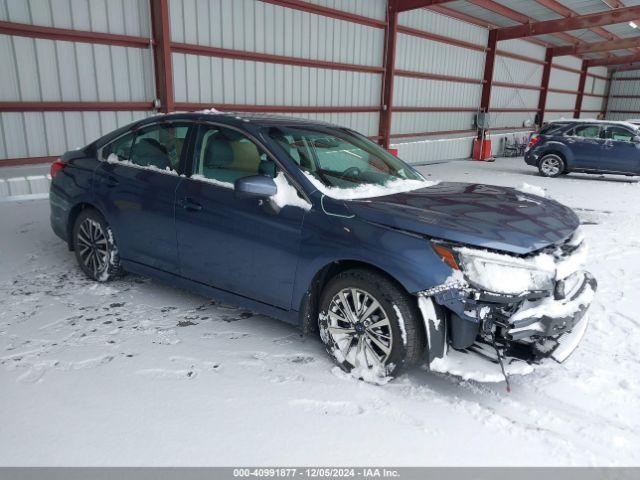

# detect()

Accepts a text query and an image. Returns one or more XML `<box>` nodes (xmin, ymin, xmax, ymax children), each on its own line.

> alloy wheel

<box><xmin>326</xmin><ymin>288</ymin><xmax>393</xmax><ymax>369</ymax></box>
<box><xmin>76</xmin><ymin>218</ymin><xmax>109</xmax><ymax>277</ymax></box>
<box><xmin>541</xmin><ymin>156</ymin><xmax>561</xmax><ymax>176</ymax></box>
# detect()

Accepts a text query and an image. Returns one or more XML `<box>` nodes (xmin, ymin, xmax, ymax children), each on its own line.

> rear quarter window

<box><xmin>539</xmin><ymin>123</ymin><xmax>569</xmax><ymax>135</ymax></box>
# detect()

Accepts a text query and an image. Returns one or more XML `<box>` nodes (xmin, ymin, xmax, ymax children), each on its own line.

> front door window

<box><xmin>193</xmin><ymin>125</ymin><xmax>274</xmax><ymax>186</ymax></box>
<box><xmin>604</xmin><ymin>126</ymin><xmax>635</xmax><ymax>143</ymax></box>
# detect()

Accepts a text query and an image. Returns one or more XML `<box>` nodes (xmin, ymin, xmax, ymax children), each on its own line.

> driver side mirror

<box><xmin>234</xmin><ymin>175</ymin><xmax>277</xmax><ymax>200</ymax></box>
<box><xmin>633</xmin><ymin>135</ymin><xmax>640</xmax><ymax>143</ymax></box>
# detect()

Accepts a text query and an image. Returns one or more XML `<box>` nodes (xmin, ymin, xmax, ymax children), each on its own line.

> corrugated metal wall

<box><xmin>394</xmin><ymin>8</ymin><xmax>485</xmax><ymax>137</ymax></box>
<box><xmin>0</xmin><ymin>0</ymin><xmax>151</xmax><ymax>35</ymax></box>
<box><xmin>0</xmin><ymin>0</ymin><xmax>155</xmax><ymax>160</ymax></box>
<box><xmin>491</xmin><ymin>39</ymin><xmax>544</xmax><ymax>130</ymax></box>
<box><xmin>544</xmin><ymin>56</ymin><xmax>580</xmax><ymax>122</ymax></box>
<box><xmin>580</xmin><ymin>65</ymin><xmax>607</xmax><ymax>119</ymax></box>
<box><xmin>0</xmin><ymin>0</ymin><xmax>613</xmax><ymax>165</ymax></box>
<box><xmin>170</xmin><ymin>0</ymin><xmax>384</xmax><ymax>137</ymax></box>
<box><xmin>390</xmin><ymin>8</ymin><xmax>486</xmax><ymax>161</ymax></box>
<box><xmin>607</xmin><ymin>69</ymin><xmax>640</xmax><ymax>121</ymax></box>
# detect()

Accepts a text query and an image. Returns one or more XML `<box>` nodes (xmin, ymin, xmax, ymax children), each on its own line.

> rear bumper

<box><xmin>524</xmin><ymin>150</ymin><xmax>540</xmax><ymax>166</ymax></box>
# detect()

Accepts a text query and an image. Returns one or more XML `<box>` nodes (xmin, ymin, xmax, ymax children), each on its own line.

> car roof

<box><xmin>93</xmin><ymin>110</ymin><xmax>345</xmax><ymax>148</ymax></box>
<box><xmin>549</xmin><ymin>118</ymin><xmax>639</xmax><ymax>130</ymax></box>
<box><xmin>165</xmin><ymin>110</ymin><xmax>337</xmax><ymax>128</ymax></box>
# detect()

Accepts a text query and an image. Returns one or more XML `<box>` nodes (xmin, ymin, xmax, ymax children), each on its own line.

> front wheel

<box><xmin>72</xmin><ymin>209</ymin><xmax>123</xmax><ymax>282</ymax></box>
<box><xmin>318</xmin><ymin>269</ymin><xmax>424</xmax><ymax>380</ymax></box>
<box><xmin>538</xmin><ymin>154</ymin><xmax>565</xmax><ymax>177</ymax></box>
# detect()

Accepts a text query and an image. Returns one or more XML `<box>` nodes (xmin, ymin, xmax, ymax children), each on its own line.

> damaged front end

<box><xmin>419</xmin><ymin>228</ymin><xmax>597</xmax><ymax>379</ymax></box>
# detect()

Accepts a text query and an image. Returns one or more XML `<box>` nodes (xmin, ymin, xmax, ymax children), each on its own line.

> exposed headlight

<box><xmin>432</xmin><ymin>243</ymin><xmax>556</xmax><ymax>295</ymax></box>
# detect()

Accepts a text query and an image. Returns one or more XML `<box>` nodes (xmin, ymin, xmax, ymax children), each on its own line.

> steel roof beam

<box><xmin>612</xmin><ymin>62</ymin><xmax>640</xmax><ymax>72</ymax></box>
<box><xmin>535</xmin><ymin>0</ymin><xmax>617</xmax><ymax>40</ymax></box>
<box><xmin>469</xmin><ymin>0</ymin><xmax>529</xmax><ymax>23</ymax></box>
<box><xmin>553</xmin><ymin>36</ymin><xmax>640</xmax><ymax>56</ymax></box>
<box><xmin>396</xmin><ymin>0</ymin><xmax>455</xmax><ymax>12</ymax></box>
<box><xmin>496</xmin><ymin>5</ymin><xmax>640</xmax><ymax>41</ymax></box>
<box><xmin>462</xmin><ymin>0</ymin><xmax>591</xmax><ymax>48</ymax></box>
<box><xmin>588</xmin><ymin>52</ymin><xmax>640</xmax><ymax>66</ymax></box>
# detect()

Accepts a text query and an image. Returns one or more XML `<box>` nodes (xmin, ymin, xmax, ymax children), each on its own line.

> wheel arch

<box><xmin>298</xmin><ymin>258</ymin><xmax>418</xmax><ymax>336</ymax></box>
<box><xmin>539</xmin><ymin>144</ymin><xmax>572</xmax><ymax>170</ymax></box>
<box><xmin>66</xmin><ymin>202</ymin><xmax>107</xmax><ymax>250</ymax></box>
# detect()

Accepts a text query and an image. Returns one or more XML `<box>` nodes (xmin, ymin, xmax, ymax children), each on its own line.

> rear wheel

<box><xmin>72</xmin><ymin>209</ymin><xmax>123</xmax><ymax>282</ymax></box>
<box><xmin>538</xmin><ymin>154</ymin><xmax>565</xmax><ymax>177</ymax></box>
<box><xmin>318</xmin><ymin>269</ymin><xmax>424</xmax><ymax>380</ymax></box>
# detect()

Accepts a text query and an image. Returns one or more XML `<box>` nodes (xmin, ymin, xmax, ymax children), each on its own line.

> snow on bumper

<box><xmin>418</xmin><ymin>270</ymin><xmax>597</xmax><ymax>382</ymax></box>
<box><xmin>507</xmin><ymin>270</ymin><xmax>596</xmax><ymax>342</ymax></box>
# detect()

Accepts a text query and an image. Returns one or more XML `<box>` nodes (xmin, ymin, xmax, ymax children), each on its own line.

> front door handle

<box><xmin>182</xmin><ymin>197</ymin><xmax>202</xmax><ymax>212</ymax></box>
<box><xmin>104</xmin><ymin>175</ymin><xmax>119</xmax><ymax>187</ymax></box>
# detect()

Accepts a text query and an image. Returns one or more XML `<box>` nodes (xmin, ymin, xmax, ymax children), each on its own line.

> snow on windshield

<box><xmin>303</xmin><ymin>171</ymin><xmax>438</xmax><ymax>200</ymax></box>
<box><xmin>516</xmin><ymin>182</ymin><xmax>547</xmax><ymax>198</ymax></box>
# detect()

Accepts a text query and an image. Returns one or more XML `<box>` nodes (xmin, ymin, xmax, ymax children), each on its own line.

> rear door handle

<box><xmin>182</xmin><ymin>197</ymin><xmax>202</xmax><ymax>212</ymax></box>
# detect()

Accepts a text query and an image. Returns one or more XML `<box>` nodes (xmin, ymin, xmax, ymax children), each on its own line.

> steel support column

<box><xmin>477</xmin><ymin>29</ymin><xmax>497</xmax><ymax>139</ymax></box>
<box><xmin>537</xmin><ymin>48</ymin><xmax>553</xmax><ymax>126</ymax></box>
<box><xmin>150</xmin><ymin>0</ymin><xmax>174</xmax><ymax>113</ymax></box>
<box><xmin>574</xmin><ymin>60</ymin><xmax>588</xmax><ymax>119</ymax></box>
<box><xmin>378</xmin><ymin>0</ymin><xmax>399</xmax><ymax>149</ymax></box>
<box><xmin>602</xmin><ymin>72</ymin><xmax>613</xmax><ymax>119</ymax></box>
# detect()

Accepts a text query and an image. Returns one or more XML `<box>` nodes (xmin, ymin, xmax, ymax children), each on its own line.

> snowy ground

<box><xmin>1</xmin><ymin>157</ymin><xmax>639</xmax><ymax>466</ymax></box>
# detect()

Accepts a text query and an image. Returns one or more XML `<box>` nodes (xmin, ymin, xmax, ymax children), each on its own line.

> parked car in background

<box><xmin>525</xmin><ymin>119</ymin><xmax>640</xmax><ymax>177</ymax></box>
<box><xmin>50</xmin><ymin>112</ymin><xmax>596</xmax><ymax>382</ymax></box>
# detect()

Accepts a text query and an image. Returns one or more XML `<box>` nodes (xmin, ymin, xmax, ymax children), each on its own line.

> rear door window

<box><xmin>102</xmin><ymin>132</ymin><xmax>135</xmax><ymax>162</ymax></box>
<box><xmin>569</xmin><ymin>124</ymin><xmax>601</xmax><ymax>139</ymax></box>
<box><xmin>103</xmin><ymin>122</ymin><xmax>190</xmax><ymax>174</ymax></box>
<box><xmin>130</xmin><ymin>123</ymin><xmax>189</xmax><ymax>172</ymax></box>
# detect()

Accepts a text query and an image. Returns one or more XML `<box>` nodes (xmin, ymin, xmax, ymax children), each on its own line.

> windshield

<box><xmin>266</xmin><ymin>125</ymin><xmax>425</xmax><ymax>189</ymax></box>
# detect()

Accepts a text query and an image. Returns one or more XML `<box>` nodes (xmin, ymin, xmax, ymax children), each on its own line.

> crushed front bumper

<box><xmin>421</xmin><ymin>270</ymin><xmax>597</xmax><ymax>367</ymax></box>
<box><xmin>506</xmin><ymin>271</ymin><xmax>596</xmax><ymax>343</ymax></box>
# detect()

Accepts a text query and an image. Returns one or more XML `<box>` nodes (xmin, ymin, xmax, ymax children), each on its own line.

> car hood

<box><xmin>345</xmin><ymin>182</ymin><xmax>580</xmax><ymax>255</ymax></box>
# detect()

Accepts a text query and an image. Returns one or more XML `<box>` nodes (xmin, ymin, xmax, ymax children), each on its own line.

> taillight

<box><xmin>527</xmin><ymin>135</ymin><xmax>541</xmax><ymax>149</ymax></box>
<box><xmin>50</xmin><ymin>159</ymin><xmax>66</xmax><ymax>178</ymax></box>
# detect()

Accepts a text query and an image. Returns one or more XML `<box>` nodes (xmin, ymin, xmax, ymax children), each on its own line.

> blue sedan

<box><xmin>50</xmin><ymin>112</ymin><xmax>596</xmax><ymax>380</ymax></box>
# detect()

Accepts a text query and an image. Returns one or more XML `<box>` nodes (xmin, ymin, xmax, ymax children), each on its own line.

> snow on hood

<box><xmin>345</xmin><ymin>182</ymin><xmax>581</xmax><ymax>255</ymax></box>
<box><xmin>302</xmin><ymin>171</ymin><xmax>439</xmax><ymax>200</ymax></box>
<box><xmin>196</xmin><ymin>107</ymin><xmax>222</xmax><ymax>114</ymax></box>
<box><xmin>516</xmin><ymin>182</ymin><xmax>547</xmax><ymax>198</ymax></box>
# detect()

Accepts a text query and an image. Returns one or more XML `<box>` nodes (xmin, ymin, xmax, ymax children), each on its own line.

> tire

<box><xmin>318</xmin><ymin>269</ymin><xmax>424</xmax><ymax>380</ymax></box>
<box><xmin>72</xmin><ymin>209</ymin><xmax>123</xmax><ymax>282</ymax></box>
<box><xmin>538</xmin><ymin>154</ymin><xmax>565</xmax><ymax>177</ymax></box>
